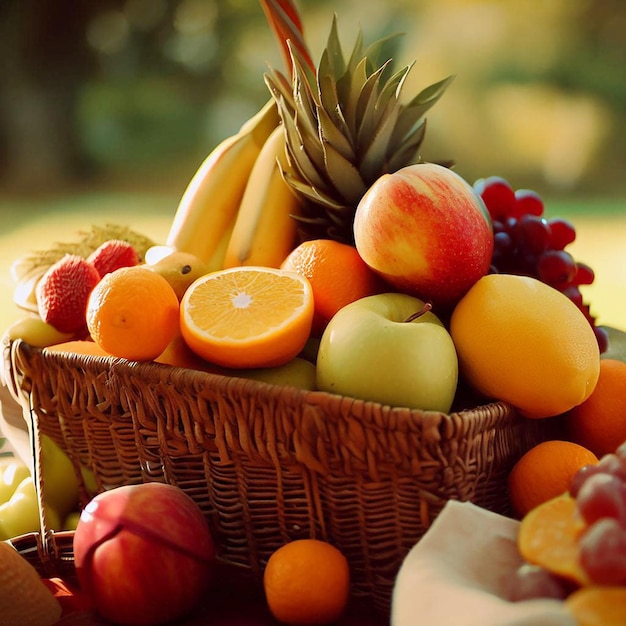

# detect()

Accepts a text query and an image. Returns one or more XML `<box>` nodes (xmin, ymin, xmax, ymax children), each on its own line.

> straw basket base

<box><xmin>5</xmin><ymin>338</ymin><xmax>562</xmax><ymax>615</ymax></box>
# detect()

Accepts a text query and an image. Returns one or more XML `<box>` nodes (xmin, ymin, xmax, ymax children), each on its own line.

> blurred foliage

<box><xmin>0</xmin><ymin>0</ymin><xmax>625</xmax><ymax>201</ymax></box>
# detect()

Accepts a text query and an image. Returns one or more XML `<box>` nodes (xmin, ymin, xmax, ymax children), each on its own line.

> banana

<box><xmin>12</xmin><ymin>269</ymin><xmax>45</xmax><ymax>314</ymax></box>
<box><xmin>222</xmin><ymin>124</ymin><xmax>303</xmax><ymax>269</ymax></box>
<box><xmin>165</xmin><ymin>99</ymin><xmax>280</xmax><ymax>268</ymax></box>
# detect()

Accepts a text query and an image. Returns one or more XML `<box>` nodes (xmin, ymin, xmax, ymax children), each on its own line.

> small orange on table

<box><xmin>263</xmin><ymin>538</ymin><xmax>350</xmax><ymax>625</ymax></box>
<box><xmin>508</xmin><ymin>440</ymin><xmax>598</xmax><ymax>518</ymax></box>
<box><xmin>566</xmin><ymin>359</ymin><xmax>626</xmax><ymax>458</ymax></box>
<box><xmin>281</xmin><ymin>238</ymin><xmax>383</xmax><ymax>335</ymax></box>
<box><xmin>86</xmin><ymin>266</ymin><xmax>180</xmax><ymax>361</ymax></box>
<box><xmin>180</xmin><ymin>266</ymin><xmax>314</xmax><ymax>368</ymax></box>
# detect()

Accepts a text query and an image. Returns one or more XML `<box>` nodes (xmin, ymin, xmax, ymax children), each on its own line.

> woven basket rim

<box><xmin>8</xmin><ymin>337</ymin><xmax>514</xmax><ymax>425</ymax></box>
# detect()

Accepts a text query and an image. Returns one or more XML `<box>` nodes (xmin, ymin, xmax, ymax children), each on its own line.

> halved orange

<box><xmin>179</xmin><ymin>266</ymin><xmax>314</xmax><ymax>368</ymax></box>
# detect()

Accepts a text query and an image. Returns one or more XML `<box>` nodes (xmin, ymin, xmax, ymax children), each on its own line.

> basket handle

<box><xmin>26</xmin><ymin>388</ymin><xmax>56</xmax><ymax>568</ymax></box>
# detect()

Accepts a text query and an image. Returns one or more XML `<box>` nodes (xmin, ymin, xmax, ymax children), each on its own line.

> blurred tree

<box><xmin>0</xmin><ymin>0</ymin><xmax>623</xmax><ymax>196</ymax></box>
<box><xmin>0</xmin><ymin>0</ymin><xmax>302</xmax><ymax>192</ymax></box>
<box><xmin>0</xmin><ymin>0</ymin><xmax>118</xmax><ymax>191</ymax></box>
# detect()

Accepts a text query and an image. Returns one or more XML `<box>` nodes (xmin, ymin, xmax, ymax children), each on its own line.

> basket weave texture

<box><xmin>6</xmin><ymin>338</ymin><xmax>560</xmax><ymax>614</ymax></box>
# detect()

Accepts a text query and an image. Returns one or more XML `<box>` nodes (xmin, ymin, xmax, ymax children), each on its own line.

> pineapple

<box><xmin>264</xmin><ymin>14</ymin><xmax>453</xmax><ymax>244</ymax></box>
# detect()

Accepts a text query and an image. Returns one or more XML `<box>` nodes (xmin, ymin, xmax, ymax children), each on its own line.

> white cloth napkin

<box><xmin>391</xmin><ymin>500</ymin><xmax>577</xmax><ymax>626</ymax></box>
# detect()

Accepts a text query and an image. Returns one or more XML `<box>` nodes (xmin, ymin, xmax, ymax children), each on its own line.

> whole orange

<box><xmin>508</xmin><ymin>440</ymin><xmax>598</xmax><ymax>518</ymax></box>
<box><xmin>566</xmin><ymin>359</ymin><xmax>626</xmax><ymax>457</ymax></box>
<box><xmin>263</xmin><ymin>539</ymin><xmax>350</xmax><ymax>625</ymax></box>
<box><xmin>450</xmin><ymin>274</ymin><xmax>600</xmax><ymax>418</ymax></box>
<box><xmin>86</xmin><ymin>266</ymin><xmax>180</xmax><ymax>361</ymax></box>
<box><xmin>281</xmin><ymin>239</ymin><xmax>384</xmax><ymax>335</ymax></box>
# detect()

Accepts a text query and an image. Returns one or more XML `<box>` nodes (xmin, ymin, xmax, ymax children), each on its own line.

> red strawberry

<box><xmin>87</xmin><ymin>240</ymin><xmax>140</xmax><ymax>277</ymax></box>
<box><xmin>36</xmin><ymin>255</ymin><xmax>101</xmax><ymax>333</ymax></box>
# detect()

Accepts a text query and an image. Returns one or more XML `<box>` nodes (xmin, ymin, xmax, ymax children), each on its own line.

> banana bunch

<box><xmin>165</xmin><ymin>99</ymin><xmax>305</xmax><ymax>271</ymax></box>
<box><xmin>10</xmin><ymin>101</ymin><xmax>304</xmax><ymax>322</ymax></box>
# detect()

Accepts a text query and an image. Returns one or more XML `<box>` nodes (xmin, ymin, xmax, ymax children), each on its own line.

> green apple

<box><xmin>0</xmin><ymin>458</ymin><xmax>31</xmax><ymax>504</ymax></box>
<box><xmin>0</xmin><ymin>475</ymin><xmax>63</xmax><ymax>538</ymax></box>
<box><xmin>0</xmin><ymin>476</ymin><xmax>41</xmax><ymax>539</ymax></box>
<box><xmin>40</xmin><ymin>434</ymin><xmax>80</xmax><ymax>518</ymax></box>
<box><xmin>316</xmin><ymin>293</ymin><xmax>458</xmax><ymax>412</ymax></box>
<box><xmin>63</xmin><ymin>510</ymin><xmax>81</xmax><ymax>531</ymax></box>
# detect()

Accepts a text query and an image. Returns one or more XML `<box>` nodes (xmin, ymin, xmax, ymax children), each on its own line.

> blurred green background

<box><xmin>2</xmin><ymin>0</ymin><xmax>626</xmax><ymax>195</ymax></box>
<box><xmin>0</xmin><ymin>0</ymin><xmax>624</xmax><ymax>330</ymax></box>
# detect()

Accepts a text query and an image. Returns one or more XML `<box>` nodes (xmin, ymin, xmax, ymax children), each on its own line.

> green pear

<box><xmin>235</xmin><ymin>357</ymin><xmax>317</xmax><ymax>391</ymax></box>
<box><xmin>40</xmin><ymin>435</ymin><xmax>80</xmax><ymax>518</ymax></box>
<box><xmin>0</xmin><ymin>459</ymin><xmax>30</xmax><ymax>504</ymax></box>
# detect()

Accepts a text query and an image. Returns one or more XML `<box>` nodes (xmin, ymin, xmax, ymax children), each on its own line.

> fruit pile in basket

<box><xmin>2</xmin><ymin>0</ymin><xmax>623</xmax><ymax>624</ymax></box>
<box><xmin>7</xmin><ymin>0</ymin><xmax>606</xmax><ymax>419</ymax></box>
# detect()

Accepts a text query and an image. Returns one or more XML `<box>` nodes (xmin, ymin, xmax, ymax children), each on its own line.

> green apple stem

<box><xmin>404</xmin><ymin>302</ymin><xmax>433</xmax><ymax>323</ymax></box>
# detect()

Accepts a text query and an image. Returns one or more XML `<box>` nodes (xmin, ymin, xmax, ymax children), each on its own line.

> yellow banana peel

<box><xmin>223</xmin><ymin>124</ymin><xmax>303</xmax><ymax>269</ymax></box>
<box><xmin>165</xmin><ymin>99</ymin><xmax>280</xmax><ymax>267</ymax></box>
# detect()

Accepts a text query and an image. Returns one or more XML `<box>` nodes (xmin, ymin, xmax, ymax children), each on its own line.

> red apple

<box><xmin>353</xmin><ymin>163</ymin><xmax>493</xmax><ymax>308</ymax></box>
<box><xmin>73</xmin><ymin>482</ymin><xmax>215</xmax><ymax>625</ymax></box>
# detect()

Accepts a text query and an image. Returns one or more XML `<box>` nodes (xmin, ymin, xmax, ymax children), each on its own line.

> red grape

<box><xmin>513</xmin><ymin>189</ymin><xmax>544</xmax><ymax>217</ymax></box>
<box><xmin>579</xmin><ymin>518</ymin><xmax>626</xmax><ymax>585</ymax></box>
<box><xmin>506</xmin><ymin>563</ymin><xmax>568</xmax><ymax>601</ymax></box>
<box><xmin>594</xmin><ymin>326</ymin><xmax>609</xmax><ymax>354</ymax></box>
<box><xmin>547</xmin><ymin>218</ymin><xmax>577</xmax><ymax>249</ymax></box>
<box><xmin>475</xmin><ymin>175</ymin><xmax>608</xmax><ymax>353</ymax></box>
<box><xmin>474</xmin><ymin>176</ymin><xmax>517</xmax><ymax>221</ymax></box>
<box><xmin>572</xmin><ymin>447</ymin><xmax>626</xmax><ymax>586</ymax></box>
<box><xmin>561</xmin><ymin>284</ymin><xmax>584</xmax><ymax>307</ymax></box>
<box><xmin>537</xmin><ymin>250</ymin><xmax>577</xmax><ymax>288</ymax></box>
<box><xmin>596</xmin><ymin>453</ymin><xmax>626</xmax><ymax>481</ymax></box>
<box><xmin>515</xmin><ymin>215</ymin><xmax>551</xmax><ymax>254</ymax></box>
<box><xmin>576</xmin><ymin>473</ymin><xmax>626</xmax><ymax>525</ymax></box>
<box><xmin>570</xmin><ymin>463</ymin><xmax>603</xmax><ymax>497</ymax></box>
<box><xmin>574</xmin><ymin>262</ymin><xmax>595</xmax><ymax>286</ymax></box>
<box><xmin>616</xmin><ymin>441</ymin><xmax>626</xmax><ymax>462</ymax></box>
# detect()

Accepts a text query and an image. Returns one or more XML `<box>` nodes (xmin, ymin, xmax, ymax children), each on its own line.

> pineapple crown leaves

<box><xmin>263</xmin><ymin>14</ymin><xmax>454</xmax><ymax>237</ymax></box>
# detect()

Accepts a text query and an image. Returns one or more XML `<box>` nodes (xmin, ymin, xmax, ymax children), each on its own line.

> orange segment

<box><xmin>518</xmin><ymin>494</ymin><xmax>590</xmax><ymax>587</ymax></box>
<box><xmin>179</xmin><ymin>266</ymin><xmax>314</xmax><ymax>368</ymax></box>
<box><xmin>565</xmin><ymin>586</ymin><xmax>626</xmax><ymax>626</ymax></box>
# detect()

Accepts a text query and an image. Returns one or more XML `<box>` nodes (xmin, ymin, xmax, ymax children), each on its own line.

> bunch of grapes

<box><xmin>509</xmin><ymin>442</ymin><xmax>626</xmax><ymax>602</ymax></box>
<box><xmin>474</xmin><ymin>176</ymin><xmax>608</xmax><ymax>353</ymax></box>
<box><xmin>569</xmin><ymin>442</ymin><xmax>626</xmax><ymax>586</ymax></box>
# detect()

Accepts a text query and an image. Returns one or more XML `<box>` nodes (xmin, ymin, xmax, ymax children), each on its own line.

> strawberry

<box><xmin>87</xmin><ymin>240</ymin><xmax>140</xmax><ymax>277</ymax></box>
<box><xmin>36</xmin><ymin>255</ymin><xmax>101</xmax><ymax>333</ymax></box>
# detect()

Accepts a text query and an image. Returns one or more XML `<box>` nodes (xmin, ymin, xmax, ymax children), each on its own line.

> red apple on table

<box><xmin>73</xmin><ymin>482</ymin><xmax>215</xmax><ymax>625</ymax></box>
<box><xmin>353</xmin><ymin>163</ymin><xmax>493</xmax><ymax>308</ymax></box>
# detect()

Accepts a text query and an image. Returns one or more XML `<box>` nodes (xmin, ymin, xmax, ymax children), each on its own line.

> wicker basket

<box><xmin>5</xmin><ymin>337</ymin><xmax>561</xmax><ymax>615</ymax></box>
